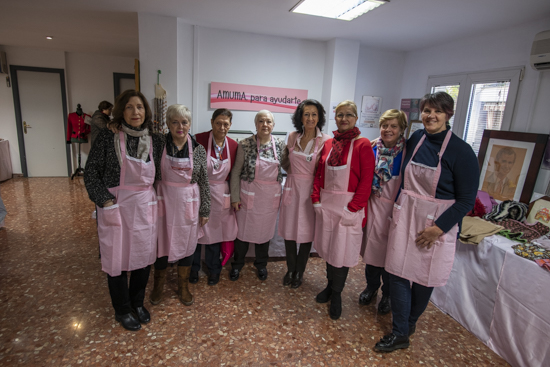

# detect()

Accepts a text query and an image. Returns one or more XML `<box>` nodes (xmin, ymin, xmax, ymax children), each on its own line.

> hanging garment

<box><xmin>96</xmin><ymin>131</ymin><xmax>157</xmax><ymax>277</ymax></box>
<box><xmin>278</xmin><ymin>131</ymin><xmax>321</xmax><ymax>243</ymax></box>
<box><xmin>385</xmin><ymin>130</ymin><xmax>458</xmax><ymax>287</ymax></box>
<box><xmin>67</xmin><ymin>112</ymin><xmax>91</xmax><ymax>143</ymax></box>
<box><xmin>157</xmin><ymin>140</ymin><xmax>203</xmax><ymax>262</ymax></box>
<box><xmin>198</xmin><ymin>132</ymin><xmax>238</xmax><ymax>244</ymax></box>
<box><xmin>313</xmin><ymin>139</ymin><xmax>365</xmax><ymax>268</ymax></box>
<box><xmin>236</xmin><ymin>135</ymin><xmax>282</xmax><ymax>244</ymax></box>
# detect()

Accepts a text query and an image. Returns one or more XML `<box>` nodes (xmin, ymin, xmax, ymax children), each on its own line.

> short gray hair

<box><xmin>254</xmin><ymin>110</ymin><xmax>274</xmax><ymax>124</ymax></box>
<box><xmin>166</xmin><ymin>104</ymin><xmax>192</xmax><ymax>124</ymax></box>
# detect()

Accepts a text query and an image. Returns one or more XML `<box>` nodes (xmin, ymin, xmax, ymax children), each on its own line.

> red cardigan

<box><xmin>311</xmin><ymin>137</ymin><xmax>375</xmax><ymax>227</ymax></box>
<box><xmin>66</xmin><ymin>112</ymin><xmax>91</xmax><ymax>142</ymax></box>
<box><xmin>195</xmin><ymin>130</ymin><xmax>238</xmax><ymax>181</ymax></box>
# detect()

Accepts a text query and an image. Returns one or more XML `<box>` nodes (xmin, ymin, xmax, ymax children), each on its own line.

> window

<box><xmin>427</xmin><ymin>67</ymin><xmax>522</xmax><ymax>155</ymax></box>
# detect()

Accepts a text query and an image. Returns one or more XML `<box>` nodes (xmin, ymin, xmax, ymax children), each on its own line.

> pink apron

<box><xmin>236</xmin><ymin>135</ymin><xmax>282</xmax><ymax>244</ymax></box>
<box><xmin>156</xmin><ymin>139</ymin><xmax>203</xmax><ymax>262</ymax></box>
<box><xmin>361</xmin><ymin>148</ymin><xmax>404</xmax><ymax>267</ymax></box>
<box><xmin>385</xmin><ymin>130</ymin><xmax>458</xmax><ymax>287</ymax></box>
<box><xmin>313</xmin><ymin>139</ymin><xmax>365</xmax><ymax>268</ymax></box>
<box><xmin>198</xmin><ymin>132</ymin><xmax>238</xmax><ymax>244</ymax></box>
<box><xmin>278</xmin><ymin>132</ymin><xmax>320</xmax><ymax>243</ymax></box>
<box><xmin>97</xmin><ymin>131</ymin><xmax>158</xmax><ymax>277</ymax></box>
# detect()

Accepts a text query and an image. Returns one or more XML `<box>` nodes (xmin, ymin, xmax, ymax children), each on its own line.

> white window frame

<box><xmin>426</xmin><ymin>67</ymin><xmax>523</xmax><ymax>143</ymax></box>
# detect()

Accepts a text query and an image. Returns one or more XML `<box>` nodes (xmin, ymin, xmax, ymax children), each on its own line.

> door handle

<box><xmin>23</xmin><ymin>121</ymin><xmax>32</xmax><ymax>134</ymax></box>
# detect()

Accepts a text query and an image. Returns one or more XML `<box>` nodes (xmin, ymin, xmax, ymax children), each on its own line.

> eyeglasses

<box><xmin>336</xmin><ymin>113</ymin><xmax>356</xmax><ymax>119</ymax></box>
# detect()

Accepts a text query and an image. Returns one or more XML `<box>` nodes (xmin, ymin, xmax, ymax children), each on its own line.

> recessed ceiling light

<box><xmin>46</xmin><ymin>36</ymin><xmax>53</xmax><ymax>40</ymax></box>
<box><xmin>290</xmin><ymin>0</ymin><xmax>389</xmax><ymax>21</ymax></box>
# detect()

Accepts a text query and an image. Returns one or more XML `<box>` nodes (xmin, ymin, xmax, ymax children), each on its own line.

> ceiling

<box><xmin>1</xmin><ymin>0</ymin><xmax>550</xmax><ymax>58</ymax></box>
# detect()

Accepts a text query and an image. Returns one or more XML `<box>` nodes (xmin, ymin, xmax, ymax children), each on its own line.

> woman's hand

<box><xmin>313</xmin><ymin>201</ymin><xmax>320</xmax><ymax>204</ymax></box>
<box><xmin>231</xmin><ymin>202</ymin><xmax>241</xmax><ymax>212</ymax></box>
<box><xmin>370</xmin><ymin>137</ymin><xmax>379</xmax><ymax>148</ymax></box>
<box><xmin>107</xmin><ymin>122</ymin><xmax>120</xmax><ymax>134</ymax></box>
<box><xmin>416</xmin><ymin>225</ymin><xmax>443</xmax><ymax>249</ymax></box>
<box><xmin>103</xmin><ymin>199</ymin><xmax>115</xmax><ymax>207</ymax></box>
<box><xmin>200</xmin><ymin>217</ymin><xmax>209</xmax><ymax>227</ymax></box>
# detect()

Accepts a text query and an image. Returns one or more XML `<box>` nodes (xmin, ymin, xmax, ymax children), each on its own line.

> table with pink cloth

<box><xmin>431</xmin><ymin>235</ymin><xmax>550</xmax><ymax>367</ymax></box>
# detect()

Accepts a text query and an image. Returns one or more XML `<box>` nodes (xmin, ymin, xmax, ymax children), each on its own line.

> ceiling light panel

<box><xmin>291</xmin><ymin>0</ymin><xmax>388</xmax><ymax>21</ymax></box>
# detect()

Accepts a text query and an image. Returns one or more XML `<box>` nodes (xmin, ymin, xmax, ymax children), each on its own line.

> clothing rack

<box><xmin>71</xmin><ymin>142</ymin><xmax>84</xmax><ymax>179</ymax></box>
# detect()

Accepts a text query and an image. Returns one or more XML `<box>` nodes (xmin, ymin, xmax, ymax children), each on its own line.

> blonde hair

<box><xmin>166</xmin><ymin>104</ymin><xmax>192</xmax><ymax>124</ymax></box>
<box><xmin>379</xmin><ymin>109</ymin><xmax>408</xmax><ymax>133</ymax></box>
<box><xmin>335</xmin><ymin>100</ymin><xmax>358</xmax><ymax>117</ymax></box>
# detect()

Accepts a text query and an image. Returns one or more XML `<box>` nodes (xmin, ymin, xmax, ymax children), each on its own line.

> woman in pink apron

<box><xmin>149</xmin><ymin>105</ymin><xmax>210</xmax><ymax>307</ymax></box>
<box><xmin>312</xmin><ymin>100</ymin><xmax>375</xmax><ymax>320</ymax></box>
<box><xmin>84</xmin><ymin>90</ymin><xmax>164</xmax><ymax>331</ymax></box>
<box><xmin>279</xmin><ymin>100</ymin><xmax>330</xmax><ymax>288</ymax></box>
<box><xmin>229</xmin><ymin>110</ymin><xmax>285</xmax><ymax>281</ymax></box>
<box><xmin>359</xmin><ymin>110</ymin><xmax>407</xmax><ymax>315</ymax></box>
<box><xmin>374</xmin><ymin>92</ymin><xmax>478</xmax><ymax>352</ymax></box>
<box><xmin>194</xmin><ymin>109</ymin><xmax>239</xmax><ymax>285</ymax></box>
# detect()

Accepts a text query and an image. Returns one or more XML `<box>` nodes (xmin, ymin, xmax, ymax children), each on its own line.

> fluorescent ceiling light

<box><xmin>46</xmin><ymin>36</ymin><xmax>53</xmax><ymax>40</ymax></box>
<box><xmin>290</xmin><ymin>0</ymin><xmax>389</xmax><ymax>21</ymax></box>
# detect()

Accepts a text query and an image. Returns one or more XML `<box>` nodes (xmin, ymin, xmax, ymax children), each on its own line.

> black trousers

<box><xmin>232</xmin><ymin>238</ymin><xmax>269</xmax><ymax>270</ymax></box>
<box><xmin>365</xmin><ymin>264</ymin><xmax>390</xmax><ymax>296</ymax></box>
<box><xmin>326</xmin><ymin>262</ymin><xmax>349</xmax><ymax>293</ymax></box>
<box><xmin>107</xmin><ymin>266</ymin><xmax>151</xmax><ymax>315</ymax></box>
<box><xmin>154</xmin><ymin>254</ymin><xmax>193</xmax><ymax>270</ymax></box>
<box><xmin>284</xmin><ymin>240</ymin><xmax>312</xmax><ymax>273</ymax></box>
<box><xmin>192</xmin><ymin>243</ymin><xmax>222</xmax><ymax>274</ymax></box>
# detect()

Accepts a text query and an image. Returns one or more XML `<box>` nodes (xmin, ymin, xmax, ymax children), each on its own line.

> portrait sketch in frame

<box><xmin>478</xmin><ymin>130</ymin><xmax>548</xmax><ymax>204</ymax></box>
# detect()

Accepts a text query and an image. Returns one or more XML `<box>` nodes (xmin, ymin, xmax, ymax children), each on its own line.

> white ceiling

<box><xmin>1</xmin><ymin>0</ymin><xmax>550</xmax><ymax>58</ymax></box>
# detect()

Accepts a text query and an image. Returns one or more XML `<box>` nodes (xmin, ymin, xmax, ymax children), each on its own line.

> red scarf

<box><xmin>328</xmin><ymin>127</ymin><xmax>360</xmax><ymax>166</ymax></box>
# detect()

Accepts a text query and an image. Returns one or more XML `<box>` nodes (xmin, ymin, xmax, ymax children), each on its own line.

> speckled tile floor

<box><xmin>0</xmin><ymin>177</ymin><xmax>509</xmax><ymax>366</ymax></box>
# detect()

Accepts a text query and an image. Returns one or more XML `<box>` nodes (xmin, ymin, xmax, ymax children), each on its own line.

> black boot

<box><xmin>374</xmin><ymin>333</ymin><xmax>410</xmax><ymax>352</ymax></box>
<box><xmin>377</xmin><ymin>295</ymin><xmax>391</xmax><ymax>315</ymax></box>
<box><xmin>316</xmin><ymin>281</ymin><xmax>333</xmax><ymax>303</ymax></box>
<box><xmin>329</xmin><ymin>291</ymin><xmax>342</xmax><ymax>320</ymax></box>
<box><xmin>291</xmin><ymin>272</ymin><xmax>303</xmax><ymax>289</ymax></box>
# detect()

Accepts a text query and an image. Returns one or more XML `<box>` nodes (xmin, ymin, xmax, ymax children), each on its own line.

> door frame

<box><xmin>10</xmin><ymin>65</ymin><xmax>70</xmax><ymax>177</ymax></box>
<box><xmin>113</xmin><ymin>72</ymin><xmax>135</xmax><ymax>100</ymax></box>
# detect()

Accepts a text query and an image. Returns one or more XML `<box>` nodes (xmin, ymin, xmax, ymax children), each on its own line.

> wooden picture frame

<box><xmin>478</xmin><ymin>130</ymin><xmax>548</xmax><ymax>204</ymax></box>
<box><xmin>526</xmin><ymin>196</ymin><xmax>550</xmax><ymax>228</ymax></box>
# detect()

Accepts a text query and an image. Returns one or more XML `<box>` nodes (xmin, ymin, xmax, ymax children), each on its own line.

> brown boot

<box><xmin>177</xmin><ymin>266</ymin><xmax>194</xmax><ymax>306</ymax></box>
<box><xmin>149</xmin><ymin>268</ymin><xmax>167</xmax><ymax>305</ymax></box>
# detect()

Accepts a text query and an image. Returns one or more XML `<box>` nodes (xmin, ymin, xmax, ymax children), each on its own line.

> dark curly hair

<box><xmin>109</xmin><ymin>90</ymin><xmax>153</xmax><ymax>134</ymax></box>
<box><xmin>98</xmin><ymin>100</ymin><xmax>113</xmax><ymax>111</ymax></box>
<box><xmin>291</xmin><ymin>99</ymin><xmax>326</xmax><ymax>134</ymax></box>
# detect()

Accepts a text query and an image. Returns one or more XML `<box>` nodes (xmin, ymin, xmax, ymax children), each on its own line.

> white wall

<box><xmin>138</xmin><ymin>13</ymin><xmax>178</xmax><ymax>107</ymax></box>
<box><xmin>0</xmin><ymin>45</ymin><xmax>135</xmax><ymax>175</ymax></box>
<box><xmin>354</xmin><ymin>45</ymin><xmax>406</xmax><ymax>140</ymax></box>
<box><xmin>400</xmin><ymin>17</ymin><xmax>550</xmax><ymax>194</ymax></box>
<box><xmin>193</xmin><ymin>26</ymin><xmax>327</xmax><ymax>135</ymax></box>
<box><xmin>0</xmin><ymin>45</ymin><xmax>66</xmax><ymax>175</ymax></box>
<box><xmin>65</xmin><ymin>52</ymin><xmax>135</xmax><ymax>168</ymax></box>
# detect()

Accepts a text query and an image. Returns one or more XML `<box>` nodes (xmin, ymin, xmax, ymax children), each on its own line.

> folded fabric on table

<box><xmin>460</xmin><ymin>216</ymin><xmax>504</xmax><ymax>245</ymax></box>
<box><xmin>512</xmin><ymin>242</ymin><xmax>550</xmax><ymax>261</ymax></box>
<box><xmin>495</xmin><ymin>219</ymin><xmax>550</xmax><ymax>243</ymax></box>
<box><xmin>534</xmin><ymin>259</ymin><xmax>550</xmax><ymax>272</ymax></box>
<box><xmin>483</xmin><ymin>200</ymin><xmax>529</xmax><ymax>222</ymax></box>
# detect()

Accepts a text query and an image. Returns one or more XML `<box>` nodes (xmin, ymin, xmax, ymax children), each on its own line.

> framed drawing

<box><xmin>526</xmin><ymin>196</ymin><xmax>550</xmax><ymax>228</ymax></box>
<box><xmin>478</xmin><ymin>130</ymin><xmax>548</xmax><ymax>204</ymax></box>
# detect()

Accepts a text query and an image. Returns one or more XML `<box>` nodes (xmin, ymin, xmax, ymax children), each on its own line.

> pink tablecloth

<box><xmin>431</xmin><ymin>235</ymin><xmax>550</xmax><ymax>367</ymax></box>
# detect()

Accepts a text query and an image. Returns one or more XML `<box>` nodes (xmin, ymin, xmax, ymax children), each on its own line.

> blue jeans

<box><xmin>389</xmin><ymin>273</ymin><xmax>434</xmax><ymax>337</ymax></box>
<box><xmin>365</xmin><ymin>264</ymin><xmax>390</xmax><ymax>296</ymax></box>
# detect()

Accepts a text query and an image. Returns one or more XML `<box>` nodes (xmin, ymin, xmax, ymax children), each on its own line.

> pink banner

<box><xmin>210</xmin><ymin>82</ymin><xmax>308</xmax><ymax>113</ymax></box>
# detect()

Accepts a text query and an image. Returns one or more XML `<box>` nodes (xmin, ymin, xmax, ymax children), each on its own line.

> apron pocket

<box><xmin>148</xmin><ymin>201</ymin><xmax>158</xmax><ymax>224</ymax></box>
<box><xmin>99</xmin><ymin>204</ymin><xmax>121</xmax><ymax>226</ymax></box>
<box><xmin>425</xmin><ymin>214</ymin><xmax>435</xmax><ymax>228</ymax></box>
<box><xmin>341</xmin><ymin>207</ymin><xmax>360</xmax><ymax>227</ymax></box>
<box><xmin>184</xmin><ymin>198</ymin><xmax>199</xmax><ymax>220</ymax></box>
<box><xmin>223</xmin><ymin>194</ymin><xmax>231</xmax><ymax>209</ymax></box>
<box><xmin>391</xmin><ymin>203</ymin><xmax>402</xmax><ymax>227</ymax></box>
<box><xmin>273</xmin><ymin>193</ymin><xmax>282</xmax><ymax>209</ymax></box>
<box><xmin>241</xmin><ymin>188</ymin><xmax>254</xmax><ymax>210</ymax></box>
<box><xmin>282</xmin><ymin>187</ymin><xmax>293</xmax><ymax>206</ymax></box>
